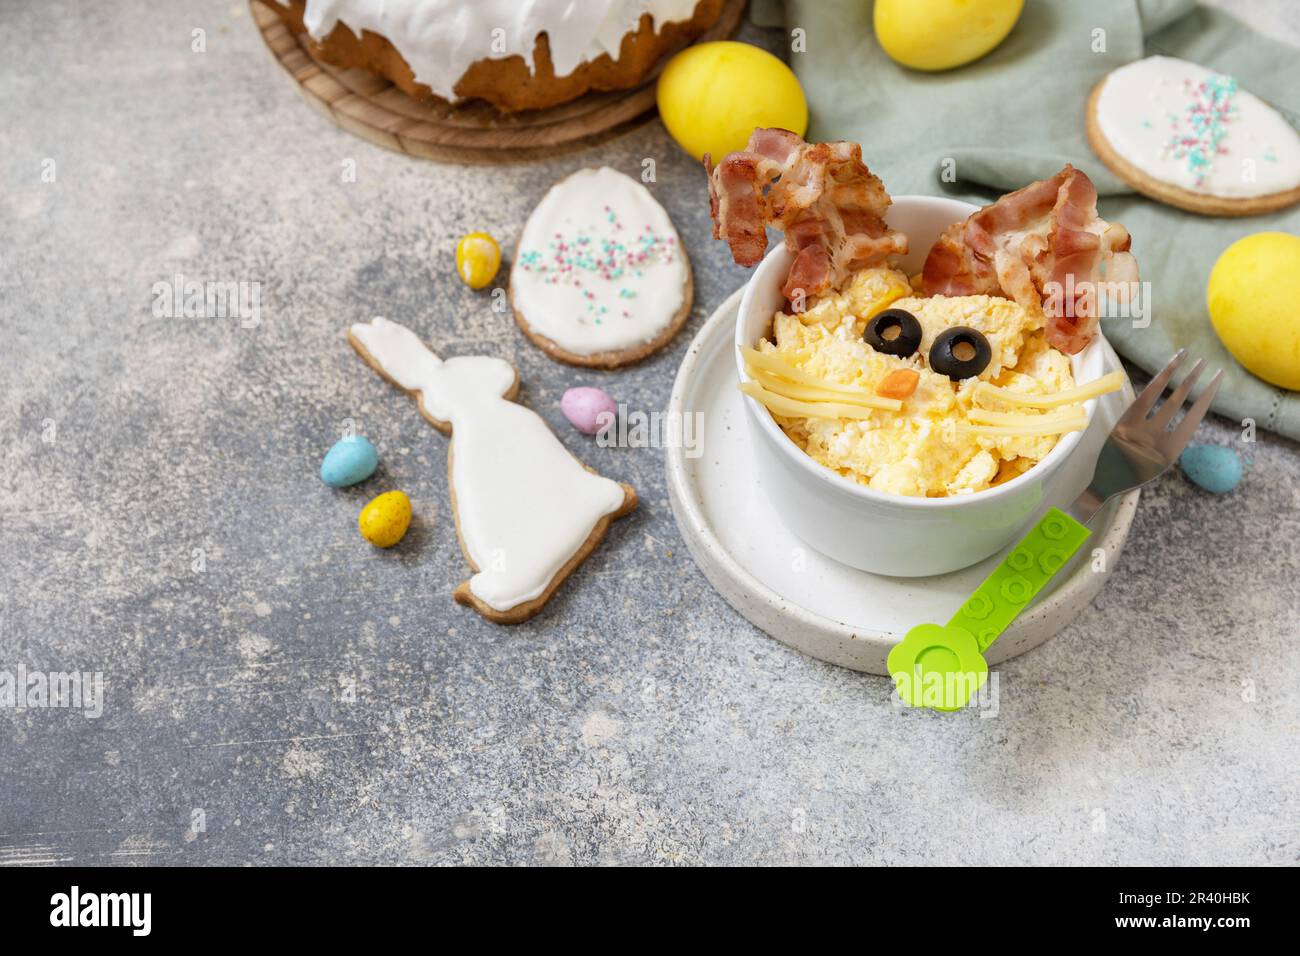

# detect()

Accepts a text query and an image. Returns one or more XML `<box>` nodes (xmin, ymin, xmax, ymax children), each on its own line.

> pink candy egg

<box><xmin>561</xmin><ymin>387</ymin><xmax>617</xmax><ymax>435</ymax></box>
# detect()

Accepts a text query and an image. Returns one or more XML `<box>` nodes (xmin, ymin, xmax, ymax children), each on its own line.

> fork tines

<box><xmin>1121</xmin><ymin>349</ymin><xmax>1224</xmax><ymax>457</ymax></box>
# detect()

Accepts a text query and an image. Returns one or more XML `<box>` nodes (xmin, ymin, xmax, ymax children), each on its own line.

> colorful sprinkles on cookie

<box><xmin>1166</xmin><ymin>72</ymin><xmax>1238</xmax><ymax>188</ymax></box>
<box><xmin>1093</xmin><ymin>55</ymin><xmax>1300</xmax><ymax>201</ymax></box>
<box><xmin>510</xmin><ymin>166</ymin><xmax>691</xmax><ymax>361</ymax></box>
<box><xmin>517</xmin><ymin>221</ymin><xmax>678</xmax><ymax>325</ymax></box>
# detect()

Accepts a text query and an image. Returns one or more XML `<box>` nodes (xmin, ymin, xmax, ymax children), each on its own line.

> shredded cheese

<box><xmin>740</xmin><ymin>348</ymin><xmax>877</xmax><ymax>398</ymax></box>
<box><xmin>747</xmin><ymin>366</ymin><xmax>891</xmax><ymax>408</ymax></box>
<box><xmin>738</xmin><ymin>381</ymin><xmax>899</xmax><ymax>418</ymax></box>
<box><xmin>966</xmin><ymin>406</ymin><xmax>1087</xmax><ymax>427</ymax></box>
<box><xmin>975</xmin><ymin>371</ymin><xmax>1124</xmax><ymax>409</ymax></box>
<box><xmin>963</xmin><ymin>415</ymin><xmax>1088</xmax><ymax>438</ymax></box>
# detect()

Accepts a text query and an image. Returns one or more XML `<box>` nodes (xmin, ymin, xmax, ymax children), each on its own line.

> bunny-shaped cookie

<box><xmin>348</xmin><ymin>317</ymin><xmax>637</xmax><ymax>624</ymax></box>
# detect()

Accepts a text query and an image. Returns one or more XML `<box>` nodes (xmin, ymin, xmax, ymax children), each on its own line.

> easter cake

<box><xmin>266</xmin><ymin>0</ymin><xmax>725</xmax><ymax>112</ymax></box>
<box><xmin>709</xmin><ymin>129</ymin><xmax>1133</xmax><ymax>497</ymax></box>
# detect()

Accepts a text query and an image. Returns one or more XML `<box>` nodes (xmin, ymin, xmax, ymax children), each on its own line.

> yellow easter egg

<box><xmin>874</xmin><ymin>0</ymin><xmax>1024</xmax><ymax>72</ymax></box>
<box><xmin>1208</xmin><ymin>231</ymin><xmax>1300</xmax><ymax>391</ymax></box>
<box><xmin>657</xmin><ymin>41</ymin><xmax>807</xmax><ymax>162</ymax></box>
<box><xmin>359</xmin><ymin>490</ymin><xmax>412</xmax><ymax>548</ymax></box>
<box><xmin>455</xmin><ymin>231</ymin><xmax>501</xmax><ymax>290</ymax></box>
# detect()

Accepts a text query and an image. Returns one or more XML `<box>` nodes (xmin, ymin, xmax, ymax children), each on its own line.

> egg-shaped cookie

<box><xmin>1087</xmin><ymin>56</ymin><xmax>1300</xmax><ymax>216</ymax></box>
<box><xmin>510</xmin><ymin>167</ymin><xmax>693</xmax><ymax>369</ymax></box>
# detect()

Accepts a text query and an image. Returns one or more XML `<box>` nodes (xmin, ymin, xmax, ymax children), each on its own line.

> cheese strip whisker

<box><xmin>961</xmin><ymin>415</ymin><xmax>1088</xmax><ymax>438</ymax></box>
<box><xmin>740</xmin><ymin>347</ymin><xmax>881</xmax><ymax>397</ymax></box>
<box><xmin>966</xmin><ymin>406</ymin><xmax>1089</xmax><ymax>426</ymax></box>
<box><xmin>746</xmin><ymin>365</ymin><xmax>889</xmax><ymax>408</ymax></box>
<box><xmin>974</xmin><ymin>370</ymin><xmax>1125</xmax><ymax>408</ymax></box>
<box><xmin>738</xmin><ymin>381</ymin><xmax>900</xmax><ymax>418</ymax></box>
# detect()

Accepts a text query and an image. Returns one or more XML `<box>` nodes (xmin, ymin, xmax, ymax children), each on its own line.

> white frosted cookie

<box><xmin>1087</xmin><ymin>56</ymin><xmax>1300</xmax><ymax>216</ymax></box>
<box><xmin>347</xmin><ymin>317</ymin><xmax>637</xmax><ymax>625</ymax></box>
<box><xmin>510</xmin><ymin>167</ymin><xmax>693</xmax><ymax>368</ymax></box>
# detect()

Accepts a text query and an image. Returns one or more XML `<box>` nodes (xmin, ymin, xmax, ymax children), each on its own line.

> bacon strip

<box><xmin>706</xmin><ymin>129</ymin><xmax>907</xmax><ymax>301</ymax></box>
<box><xmin>921</xmin><ymin>165</ymin><xmax>1139</xmax><ymax>354</ymax></box>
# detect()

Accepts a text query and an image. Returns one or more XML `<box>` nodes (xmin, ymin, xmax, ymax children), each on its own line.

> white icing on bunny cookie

<box><xmin>349</xmin><ymin>317</ymin><xmax>629</xmax><ymax>613</ymax></box>
<box><xmin>512</xmin><ymin>167</ymin><xmax>688</xmax><ymax>355</ymax></box>
<box><xmin>1096</xmin><ymin>56</ymin><xmax>1300</xmax><ymax>198</ymax></box>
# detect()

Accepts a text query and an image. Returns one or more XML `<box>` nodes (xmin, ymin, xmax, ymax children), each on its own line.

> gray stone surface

<box><xmin>1</xmin><ymin>0</ymin><xmax>1297</xmax><ymax>866</ymax></box>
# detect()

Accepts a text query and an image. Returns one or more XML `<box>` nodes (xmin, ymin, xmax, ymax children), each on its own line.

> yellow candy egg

<box><xmin>358</xmin><ymin>490</ymin><xmax>412</xmax><ymax>548</ymax></box>
<box><xmin>1208</xmin><ymin>231</ymin><xmax>1300</xmax><ymax>391</ymax></box>
<box><xmin>657</xmin><ymin>41</ymin><xmax>807</xmax><ymax>162</ymax></box>
<box><xmin>875</xmin><ymin>0</ymin><xmax>1024</xmax><ymax>72</ymax></box>
<box><xmin>455</xmin><ymin>232</ymin><xmax>501</xmax><ymax>290</ymax></box>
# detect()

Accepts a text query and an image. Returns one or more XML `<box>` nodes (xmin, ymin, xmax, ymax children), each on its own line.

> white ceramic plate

<box><xmin>666</xmin><ymin>288</ymin><xmax>1141</xmax><ymax>675</ymax></box>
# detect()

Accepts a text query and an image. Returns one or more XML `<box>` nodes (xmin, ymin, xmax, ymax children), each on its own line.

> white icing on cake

<box><xmin>1096</xmin><ymin>55</ymin><xmax>1300</xmax><ymax>198</ymax></box>
<box><xmin>512</xmin><ymin>167</ymin><xmax>688</xmax><ymax>356</ymax></box>
<box><xmin>299</xmin><ymin>0</ymin><xmax>703</xmax><ymax>100</ymax></box>
<box><xmin>350</xmin><ymin>318</ymin><xmax>628</xmax><ymax>613</ymax></box>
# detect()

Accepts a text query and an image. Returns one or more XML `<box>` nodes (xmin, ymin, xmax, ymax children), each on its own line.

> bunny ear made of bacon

<box><xmin>706</xmin><ymin>128</ymin><xmax>907</xmax><ymax>301</ymax></box>
<box><xmin>922</xmin><ymin>164</ymin><xmax>1140</xmax><ymax>355</ymax></box>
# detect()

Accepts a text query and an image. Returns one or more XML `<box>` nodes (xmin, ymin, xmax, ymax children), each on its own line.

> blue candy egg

<box><xmin>320</xmin><ymin>435</ymin><xmax>378</xmax><ymax>488</ymax></box>
<box><xmin>1178</xmin><ymin>443</ymin><xmax>1242</xmax><ymax>494</ymax></box>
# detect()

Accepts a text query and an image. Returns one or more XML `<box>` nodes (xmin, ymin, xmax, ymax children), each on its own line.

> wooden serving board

<box><xmin>250</xmin><ymin>0</ymin><xmax>748</xmax><ymax>164</ymax></box>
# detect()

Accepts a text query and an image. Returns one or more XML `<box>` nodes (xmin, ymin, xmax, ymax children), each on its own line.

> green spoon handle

<box><xmin>946</xmin><ymin>507</ymin><xmax>1092</xmax><ymax>653</ymax></box>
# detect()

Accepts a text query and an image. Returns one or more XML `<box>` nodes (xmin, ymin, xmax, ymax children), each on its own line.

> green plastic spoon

<box><xmin>886</xmin><ymin>507</ymin><xmax>1092</xmax><ymax>712</ymax></box>
<box><xmin>887</xmin><ymin>348</ymin><xmax>1224</xmax><ymax>711</ymax></box>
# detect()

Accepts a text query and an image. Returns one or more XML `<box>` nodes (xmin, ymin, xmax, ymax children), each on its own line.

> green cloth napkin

<box><xmin>780</xmin><ymin>0</ymin><xmax>1300</xmax><ymax>438</ymax></box>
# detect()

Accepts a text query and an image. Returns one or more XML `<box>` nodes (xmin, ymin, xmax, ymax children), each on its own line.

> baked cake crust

<box><xmin>270</xmin><ymin>0</ymin><xmax>725</xmax><ymax>113</ymax></box>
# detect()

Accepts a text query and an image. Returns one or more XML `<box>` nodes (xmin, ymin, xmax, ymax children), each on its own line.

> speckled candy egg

<box><xmin>561</xmin><ymin>387</ymin><xmax>618</xmax><ymax>435</ymax></box>
<box><xmin>455</xmin><ymin>232</ymin><xmax>501</xmax><ymax>290</ymax></box>
<box><xmin>320</xmin><ymin>435</ymin><xmax>379</xmax><ymax>488</ymax></box>
<box><xmin>1179</xmin><ymin>443</ymin><xmax>1242</xmax><ymax>494</ymax></box>
<box><xmin>359</xmin><ymin>490</ymin><xmax>412</xmax><ymax>548</ymax></box>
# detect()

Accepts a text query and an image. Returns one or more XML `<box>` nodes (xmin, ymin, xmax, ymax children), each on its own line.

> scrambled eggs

<box><xmin>758</xmin><ymin>267</ymin><xmax>1075</xmax><ymax>497</ymax></box>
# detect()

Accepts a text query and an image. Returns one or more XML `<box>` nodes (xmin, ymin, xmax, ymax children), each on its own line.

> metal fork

<box><xmin>1075</xmin><ymin>349</ymin><xmax>1223</xmax><ymax>523</ymax></box>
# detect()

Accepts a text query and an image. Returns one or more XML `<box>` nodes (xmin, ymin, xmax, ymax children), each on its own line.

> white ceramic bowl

<box><xmin>735</xmin><ymin>195</ymin><xmax>1108</xmax><ymax>576</ymax></box>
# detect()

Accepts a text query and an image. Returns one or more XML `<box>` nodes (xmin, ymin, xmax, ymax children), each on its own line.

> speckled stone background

<box><xmin>1</xmin><ymin>0</ymin><xmax>1297</xmax><ymax>866</ymax></box>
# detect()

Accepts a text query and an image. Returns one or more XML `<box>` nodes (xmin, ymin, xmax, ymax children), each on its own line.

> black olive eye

<box><xmin>929</xmin><ymin>326</ymin><xmax>992</xmax><ymax>380</ymax></box>
<box><xmin>864</xmin><ymin>308</ymin><xmax>922</xmax><ymax>357</ymax></box>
